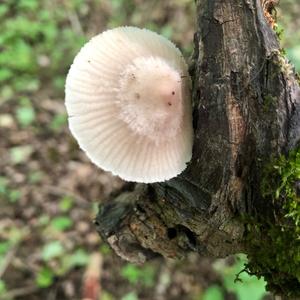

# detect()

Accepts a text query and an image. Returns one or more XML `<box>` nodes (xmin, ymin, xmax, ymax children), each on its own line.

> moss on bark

<box><xmin>245</xmin><ymin>148</ymin><xmax>300</xmax><ymax>297</ymax></box>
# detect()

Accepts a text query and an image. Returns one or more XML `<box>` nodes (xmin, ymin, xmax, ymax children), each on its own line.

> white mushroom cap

<box><xmin>65</xmin><ymin>26</ymin><xmax>193</xmax><ymax>183</ymax></box>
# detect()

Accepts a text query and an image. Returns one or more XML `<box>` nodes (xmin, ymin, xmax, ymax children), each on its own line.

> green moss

<box><xmin>276</xmin><ymin>50</ymin><xmax>294</xmax><ymax>77</ymax></box>
<box><xmin>262</xmin><ymin>94</ymin><xmax>277</xmax><ymax>111</ymax></box>
<box><xmin>245</xmin><ymin>148</ymin><xmax>300</xmax><ymax>297</ymax></box>
<box><xmin>274</xmin><ymin>23</ymin><xmax>284</xmax><ymax>41</ymax></box>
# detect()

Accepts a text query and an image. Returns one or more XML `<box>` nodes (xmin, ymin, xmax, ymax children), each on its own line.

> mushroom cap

<box><xmin>65</xmin><ymin>26</ymin><xmax>193</xmax><ymax>183</ymax></box>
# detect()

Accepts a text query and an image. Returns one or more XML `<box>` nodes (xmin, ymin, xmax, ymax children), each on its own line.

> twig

<box><xmin>1</xmin><ymin>285</ymin><xmax>39</xmax><ymax>299</ymax></box>
<box><xmin>67</xmin><ymin>10</ymin><xmax>84</xmax><ymax>36</ymax></box>
<box><xmin>82</xmin><ymin>252</ymin><xmax>103</xmax><ymax>300</ymax></box>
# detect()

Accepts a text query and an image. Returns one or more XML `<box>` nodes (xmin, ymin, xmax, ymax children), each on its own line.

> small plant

<box><xmin>37</xmin><ymin>243</ymin><xmax>89</xmax><ymax>288</ymax></box>
<box><xmin>15</xmin><ymin>97</ymin><xmax>36</xmax><ymax>127</ymax></box>
<box><xmin>0</xmin><ymin>0</ymin><xmax>87</xmax><ymax>100</ymax></box>
<box><xmin>121</xmin><ymin>263</ymin><xmax>156</xmax><ymax>287</ymax></box>
<box><xmin>50</xmin><ymin>216</ymin><xmax>73</xmax><ymax>231</ymax></box>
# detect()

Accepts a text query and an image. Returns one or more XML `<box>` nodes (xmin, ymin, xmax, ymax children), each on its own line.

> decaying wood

<box><xmin>95</xmin><ymin>0</ymin><xmax>300</xmax><ymax>292</ymax></box>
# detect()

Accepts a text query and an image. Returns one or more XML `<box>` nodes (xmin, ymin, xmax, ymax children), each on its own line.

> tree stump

<box><xmin>95</xmin><ymin>0</ymin><xmax>300</xmax><ymax>297</ymax></box>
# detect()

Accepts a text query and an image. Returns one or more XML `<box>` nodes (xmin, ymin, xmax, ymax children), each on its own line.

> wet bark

<box><xmin>95</xmin><ymin>0</ymin><xmax>300</xmax><ymax>294</ymax></box>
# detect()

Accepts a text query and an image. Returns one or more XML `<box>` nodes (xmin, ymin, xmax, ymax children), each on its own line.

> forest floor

<box><xmin>0</xmin><ymin>0</ymin><xmax>298</xmax><ymax>299</ymax></box>
<box><xmin>0</xmin><ymin>89</ymin><xmax>229</xmax><ymax>299</ymax></box>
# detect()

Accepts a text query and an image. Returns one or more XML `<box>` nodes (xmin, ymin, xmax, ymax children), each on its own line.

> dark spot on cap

<box><xmin>135</xmin><ymin>93</ymin><xmax>140</xmax><ymax>99</ymax></box>
<box><xmin>172</xmin><ymin>91</ymin><xmax>175</xmax><ymax>95</ymax></box>
<box><xmin>168</xmin><ymin>102</ymin><xmax>172</xmax><ymax>106</ymax></box>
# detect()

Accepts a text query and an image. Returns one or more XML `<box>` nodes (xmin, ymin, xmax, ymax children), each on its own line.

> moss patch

<box><xmin>262</xmin><ymin>94</ymin><xmax>277</xmax><ymax>112</ymax></box>
<box><xmin>245</xmin><ymin>148</ymin><xmax>300</xmax><ymax>297</ymax></box>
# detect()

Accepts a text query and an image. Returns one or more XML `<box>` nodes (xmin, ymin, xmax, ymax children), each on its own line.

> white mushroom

<box><xmin>65</xmin><ymin>26</ymin><xmax>193</xmax><ymax>183</ymax></box>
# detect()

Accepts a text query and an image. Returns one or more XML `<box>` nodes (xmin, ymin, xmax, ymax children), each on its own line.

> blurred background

<box><xmin>0</xmin><ymin>1</ymin><xmax>299</xmax><ymax>299</ymax></box>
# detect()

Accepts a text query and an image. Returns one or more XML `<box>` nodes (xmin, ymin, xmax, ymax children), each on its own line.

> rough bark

<box><xmin>95</xmin><ymin>0</ymin><xmax>300</xmax><ymax>296</ymax></box>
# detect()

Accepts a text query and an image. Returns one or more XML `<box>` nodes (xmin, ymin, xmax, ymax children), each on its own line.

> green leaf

<box><xmin>14</xmin><ymin>77</ymin><xmax>40</xmax><ymax>92</ymax></box>
<box><xmin>121</xmin><ymin>291</ymin><xmax>139</xmax><ymax>300</ymax></box>
<box><xmin>121</xmin><ymin>264</ymin><xmax>156</xmax><ymax>287</ymax></box>
<box><xmin>57</xmin><ymin>249</ymin><xmax>89</xmax><ymax>276</ymax></box>
<box><xmin>202</xmin><ymin>285</ymin><xmax>223</xmax><ymax>300</ymax></box>
<box><xmin>68</xmin><ymin>249</ymin><xmax>89</xmax><ymax>267</ymax></box>
<box><xmin>0</xmin><ymin>69</ymin><xmax>13</xmax><ymax>82</ymax></box>
<box><xmin>50</xmin><ymin>216</ymin><xmax>73</xmax><ymax>231</ymax></box>
<box><xmin>17</xmin><ymin>0</ymin><xmax>39</xmax><ymax>11</ymax></box>
<box><xmin>53</xmin><ymin>76</ymin><xmax>65</xmax><ymax>91</ymax></box>
<box><xmin>0</xmin><ymin>5</ymin><xmax>9</xmax><ymax>18</ymax></box>
<box><xmin>121</xmin><ymin>264</ymin><xmax>141</xmax><ymax>284</ymax></box>
<box><xmin>0</xmin><ymin>241</ymin><xmax>11</xmax><ymax>255</ymax></box>
<box><xmin>10</xmin><ymin>145</ymin><xmax>33</xmax><ymax>164</ymax></box>
<box><xmin>59</xmin><ymin>196</ymin><xmax>74</xmax><ymax>212</ymax></box>
<box><xmin>16</xmin><ymin>106</ymin><xmax>36</xmax><ymax>126</ymax></box>
<box><xmin>36</xmin><ymin>267</ymin><xmax>54</xmax><ymax>288</ymax></box>
<box><xmin>7</xmin><ymin>226</ymin><xmax>25</xmax><ymax>243</ymax></box>
<box><xmin>8</xmin><ymin>189</ymin><xmax>21</xmax><ymax>203</ymax></box>
<box><xmin>38</xmin><ymin>215</ymin><xmax>50</xmax><ymax>226</ymax></box>
<box><xmin>42</xmin><ymin>241</ymin><xmax>64</xmax><ymax>261</ymax></box>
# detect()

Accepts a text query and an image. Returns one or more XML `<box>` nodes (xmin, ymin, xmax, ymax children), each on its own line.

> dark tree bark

<box><xmin>95</xmin><ymin>0</ymin><xmax>300</xmax><ymax>297</ymax></box>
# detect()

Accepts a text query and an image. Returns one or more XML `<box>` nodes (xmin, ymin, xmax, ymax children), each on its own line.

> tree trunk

<box><xmin>95</xmin><ymin>0</ymin><xmax>300</xmax><ymax>297</ymax></box>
